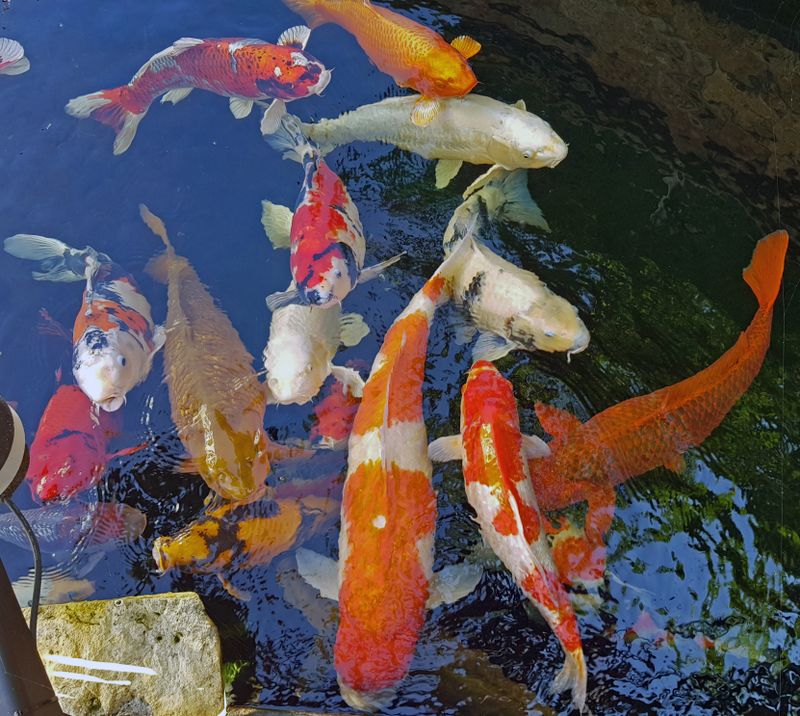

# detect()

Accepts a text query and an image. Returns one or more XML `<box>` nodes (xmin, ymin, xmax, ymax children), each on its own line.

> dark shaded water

<box><xmin>0</xmin><ymin>1</ymin><xmax>798</xmax><ymax>714</ymax></box>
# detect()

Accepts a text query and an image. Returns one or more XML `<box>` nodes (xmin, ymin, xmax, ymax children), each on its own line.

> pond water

<box><xmin>0</xmin><ymin>1</ymin><xmax>798</xmax><ymax>714</ymax></box>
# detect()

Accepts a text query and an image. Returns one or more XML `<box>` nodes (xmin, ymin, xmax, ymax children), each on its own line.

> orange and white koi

<box><xmin>4</xmin><ymin>235</ymin><xmax>165</xmax><ymax>411</ymax></box>
<box><xmin>0</xmin><ymin>38</ymin><xmax>30</xmax><ymax>75</ymax></box>
<box><xmin>263</xmin><ymin>115</ymin><xmax>403</xmax><ymax>310</ymax></box>
<box><xmin>296</xmin><ymin>265</ymin><xmax>481</xmax><ymax>712</ymax></box>
<box><xmin>282</xmin><ymin>0</ymin><xmax>481</xmax><ymax>126</ymax></box>
<box><xmin>66</xmin><ymin>27</ymin><xmax>330</xmax><ymax>154</ymax></box>
<box><xmin>529</xmin><ymin>230</ymin><xmax>789</xmax><ymax>590</ymax></box>
<box><xmin>429</xmin><ymin>361</ymin><xmax>587</xmax><ymax>711</ymax></box>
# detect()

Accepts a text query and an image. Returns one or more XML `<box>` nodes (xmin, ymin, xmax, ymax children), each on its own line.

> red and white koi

<box><xmin>263</xmin><ymin>115</ymin><xmax>403</xmax><ymax>310</ymax></box>
<box><xmin>296</xmin><ymin>265</ymin><xmax>481</xmax><ymax>712</ymax></box>
<box><xmin>4</xmin><ymin>235</ymin><xmax>165</xmax><ymax>411</ymax></box>
<box><xmin>0</xmin><ymin>38</ymin><xmax>30</xmax><ymax>75</ymax></box>
<box><xmin>65</xmin><ymin>27</ymin><xmax>330</xmax><ymax>155</ymax></box>
<box><xmin>429</xmin><ymin>360</ymin><xmax>587</xmax><ymax>711</ymax></box>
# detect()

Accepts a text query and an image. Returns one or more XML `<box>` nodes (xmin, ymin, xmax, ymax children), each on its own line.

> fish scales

<box><xmin>337</xmin><ymin>275</ymin><xmax>449</xmax><ymax>709</ymax></box>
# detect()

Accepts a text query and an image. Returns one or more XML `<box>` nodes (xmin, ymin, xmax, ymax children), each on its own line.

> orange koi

<box><xmin>296</xmin><ymin>266</ymin><xmax>481</xmax><ymax>711</ymax></box>
<box><xmin>282</xmin><ymin>0</ymin><xmax>481</xmax><ymax>126</ymax></box>
<box><xmin>66</xmin><ymin>28</ymin><xmax>330</xmax><ymax>154</ymax></box>
<box><xmin>309</xmin><ymin>376</ymin><xmax>362</xmax><ymax>449</ymax></box>
<box><xmin>429</xmin><ymin>361</ymin><xmax>586</xmax><ymax>711</ymax></box>
<box><xmin>529</xmin><ymin>230</ymin><xmax>789</xmax><ymax>589</ymax></box>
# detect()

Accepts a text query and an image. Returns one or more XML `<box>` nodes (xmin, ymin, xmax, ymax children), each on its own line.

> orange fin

<box><xmin>108</xmin><ymin>442</ymin><xmax>148</xmax><ymax>460</ymax></box>
<box><xmin>411</xmin><ymin>96</ymin><xmax>442</xmax><ymax>127</ymax></box>
<box><xmin>217</xmin><ymin>574</ymin><xmax>251</xmax><ymax>601</ymax></box>
<box><xmin>37</xmin><ymin>308</ymin><xmax>71</xmax><ymax>343</ymax></box>
<box><xmin>176</xmin><ymin>456</ymin><xmax>201</xmax><ymax>475</ymax></box>
<box><xmin>742</xmin><ymin>230</ymin><xmax>788</xmax><ymax>309</ymax></box>
<box><xmin>534</xmin><ymin>402</ymin><xmax>582</xmax><ymax>439</ymax></box>
<box><xmin>450</xmin><ymin>35</ymin><xmax>481</xmax><ymax>59</ymax></box>
<box><xmin>144</xmin><ymin>253</ymin><xmax>170</xmax><ymax>284</ymax></box>
<box><xmin>663</xmin><ymin>452</ymin><xmax>686</xmax><ymax>473</ymax></box>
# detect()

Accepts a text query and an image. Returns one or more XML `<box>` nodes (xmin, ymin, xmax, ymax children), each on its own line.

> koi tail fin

<box><xmin>742</xmin><ymin>230</ymin><xmax>789</xmax><ymax>310</ymax></box>
<box><xmin>3</xmin><ymin>234</ymin><xmax>97</xmax><ymax>282</ymax></box>
<box><xmin>264</xmin><ymin>113</ymin><xmax>318</xmax><ymax>163</ymax></box>
<box><xmin>551</xmin><ymin>647</ymin><xmax>587</xmax><ymax>713</ymax></box>
<box><xmin>140</xmin><ymin>204</ymin><xmax>178</xmax><ymax>284</ymax></box>
<box><xmin>65</xmin><ymin>87</ymin><xmax>147</xmax><ymax>155</ymax></box>
<box><xmin>281</xmin><ymin>0</ymin><xmax>330</xmax><ymax>29</ymax></box>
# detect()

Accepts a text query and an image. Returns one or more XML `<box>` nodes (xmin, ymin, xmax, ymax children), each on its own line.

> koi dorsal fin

<box><xmin>534</xmin><ymin>402</ymin><xmax>582</xmax><ymax>439</ymax></box>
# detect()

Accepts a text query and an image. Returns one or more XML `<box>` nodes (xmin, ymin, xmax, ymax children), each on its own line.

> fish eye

<box><xmin>335</xmin><ymin>270</ymin><xmax>342</xmax><ymax>278</ymax></box>
<box><xmin>523</xmin><ymin>150</ymin><xmax>532</xmax><ymax>159</ymax></box>
<box><xmin>117</xmin><ymin>356</ymin><xmax>127</xmax><ymax>366</ymax></box>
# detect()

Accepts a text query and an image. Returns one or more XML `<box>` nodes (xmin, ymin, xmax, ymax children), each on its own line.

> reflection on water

<box><xmin>0</xmin><ymin>0</ymin><xmax>797</xmax><ymax>714</ymax></box>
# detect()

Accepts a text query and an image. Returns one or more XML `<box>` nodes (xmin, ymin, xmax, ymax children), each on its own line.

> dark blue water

<box><xmin>0</xmin><ymin>1</ymin><xmax>798</xmax><ymax>714</ymax></box>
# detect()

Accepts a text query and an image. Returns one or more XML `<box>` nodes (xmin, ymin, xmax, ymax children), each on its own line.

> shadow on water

<box><xmin>0</xmin><ymin>0</ymin><xmax>798</xmax><ymax>714</ymax></box>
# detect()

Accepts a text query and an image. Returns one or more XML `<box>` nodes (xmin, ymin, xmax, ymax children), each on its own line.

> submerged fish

<box><xmin>66</xmin><ymin>28</ymin><xmax>330</xmax><ymax>155</ymax></box>
<box><xmin>429</xmin><ymin>361</ymin><xmax>587</xmax><ymax>711</ymax></box>
<box><xmin>4</xmin><ymin>235</ymin><xmax>165</xmax><ymax>411</ymax></box>
<box><xmin>153</xmin><ymin>474</ymin><xmax>340</xmax><ymax>600</ymax></box>
<box><xmin>531</xmin><ymin>230</ymin><xmax>789</xmax><ymax>588</ymax></box>
<box><xmin>296</xmin><ymin>96</ymin><xmax>567</xmax><ymax>187</ymax></box>
<box><xmin>443</xmin><ymin>168</ymin><xmax>590</xmax><ymax>360</ymax></box>
<box><xmin>26</xmin><ymin>385</ymin><xmax>142</xmax><ymax>502</ymax></box>
<box><xmin>263</xmin><ymin>115</ymin><xmax>403</xmax><ymax>310</ymax></box>
<box><xmin>296</xmin><ymin>264</ymin><xmax>481</xmax><ymax>712</ymax></box>
<box><xmin>0</xmin><ymin>38</ymin><xmax>30</xmax><ymax>75</ymax></box>
<box><xmin>282</xmin><ymin>0</ymin><xmax>480</xmax><ymax>126</ymax></box>
<box><xmin>0</xmin><ymin>501</ymin><xmax>146</xmax><ymax>560</ymax></box>
<box><xmin>309</xmin><ymin>376</ymin><xmax>362</xmax><ymax>449</ymax></box>
<box><xmin>262</xmin><ymin>300</ymin><xmax>369</xmax><ymax>405</ymax></box>
<box><xmin>140</xmin><ymin>205</ymin><xmax>271</xmax><ymax>502</ymax></box>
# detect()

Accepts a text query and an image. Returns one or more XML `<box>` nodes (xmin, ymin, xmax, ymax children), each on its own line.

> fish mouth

<box><xmin>98</xmin><ymin>395</ymin><xmax>126</xmax><ymax>412</ymax></box>
<box><xmin>544</xmin><ymin>141</ymin><xmax>569</xmax><ymax>168</ymax></box>
<box><xmin>566</xmin><ymin>328</ymin><xmax>591</xmax><ymax>363</ymax></box>
<box><xmin>312</xmin><ymin>68</ymin><xmax>332</xmax><ymax>95</ymax></box>
<box><xmin>338</xmin><ymin>679</ymin><xmax>397</xmax><ymax>713</ymax></box>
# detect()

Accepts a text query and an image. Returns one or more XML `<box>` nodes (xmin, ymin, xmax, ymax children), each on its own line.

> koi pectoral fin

<box><xmin>435</xmin><ymin>158</ymin><xmax>463</xmax><ymax>189</ymax></box>
<box><xmin>330</xmin><ymin>365</ymin><xmax>365</xmax><ymax>398</ymax></box>
<box><xmin>426</xmin><ymin>562</ymin><xmax>483</xmax><ymax>609</ymax></box>
<box><xmin>357</xmin><ymin>252</ymin><xmax>405</xmax><ymax>284</ymax></box>
<box><xmin>261</xmin><ymin>201</ymin><xmax>294</xmax><ymax>249</ymax></box>
<box><xmin>411</xmin><ymin>97</ymin><xmax>442</xmax><ymax>128</ymax></box>
<box><xmin>266</xmin><ymin>287</ymin><xmax>302</xmax><ymax>312</ymax></box>
<box><xmin>428</xmin><ymin>434</ymin><xmax>462</xmax><ymax>462</ymax></box>
<box><xmin>472</xmin><ymin>332</ymin><xmax>515</xmax><ymax>362</ymax></box>
<box><xmin>295</xmin><ymin>548</ymin><xmax>339</xmax><ymax>601</ymax></box>
<box><xmin>521</xmin><ymin>433</ymin><xmax>550</xmax><ymax>459</ymax></box>
<box><xmin>217</xmin><ymin>574</ymin><xmax>251</xmax><ymax>602</ymax></box>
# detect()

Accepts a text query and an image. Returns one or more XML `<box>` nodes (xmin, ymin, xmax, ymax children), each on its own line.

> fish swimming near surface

<box><xmin>291</xmin><ymin>96</ymin><xmax>567</xmax><ymax>188</ymax></box>
<box><xmin>281</xmin><ymin>0</ymin><xmax>481</xmax><ymax>126</ymax></box>
<box><xmin>140</xmin><ymin>205</ymin><xmax>272</xmax><ymax>503</ymax></box>
<box><xmin>0</xmin><ymin>38</ymin><xmax>30</xmax><ymax>75</ymax></box>
<box><xmin>0</xmin><ymin>501</ymin><xmax>146</xmax><ymax>561</ymax></box>
<box><xmin>4</xmin><ymin>235</ymin><xmax>166</xmax><ymax>411</ymax></box>
<box><xmin>296</xmin><ymin>262</ymin><xmax>482</xmax><ymax>712</ymax></box>
<box><xmin>528</xmin><ymin>230</ymin><xmax>789</xmax><ymax>590</ymax></box>
<box><xmin>309</xmin><ymin>376</ymin><xmax>362</xmax><ymax>449</ymax></box>
<box><xmin>25</xmin><ymin>385</ymin><xmax>144</xmax><ymax>502</ymax></box>
<box><xmin>262</xmin><ymin>115</ymin><xmax>404</xmax><ymax>310</ymax></box>
<box><xmin>443</xmin><ymin>167</ymin><xmax>590</xmax><ymax>360</ymax></box>
<box><xmin>65</xmin><ymin>27</ymin><xmax>330</xmax><ymax>155</ymax></box>
<box><xmin>429</xmin><ymin>361</ymin><xmax>587</xmax><ymax>711</ymax></box>
<box><xmin>262</xmin><ymin>299</ymin><xmax>369</xmax><ymax>405</ymax></box>
<box><xmin>153</xmin><ymin>473</ymin><xmax>340</xmax><ymax>601</ymax></box>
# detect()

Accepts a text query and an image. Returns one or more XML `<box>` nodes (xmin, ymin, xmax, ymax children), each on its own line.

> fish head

<box><xmin>338</xmin><ymin>681</ymin><xmax>397</xmax><ymax>714</ymax></box>
<box><xmin>27</xmin><ymin>433</ymin><xmax>106</xmax><ymax>502</ymax></box>
<box><xmin>299</xmin><ymin>245</ymin><xmax>358</xmax><ymax>307</ymax></box>
<box><xmin>490</xmin><ymin>111</ymin><xmax>569</xmax><ymax>169</ymax></box>
<box><xmin>258</xmin><ymin>49</ymin><xmax>331</xmax><ymax>99</ymax></box>
<box><xmin>265</xmin><ymin>345</ymin><xmax>329</xmax><ymax>405</ymax></box>
<box><xmin>151</xmin><ymin>512</ymin><xmax>221</xmax><ymax>573</ymax></box>
<box><xmin>419</xmin><ymin>50</ymin><xmax>478</xmax><ymax>98</ymax></box>
<box><xmin>510</xmin><ymin>297</ymin><xmax>590</xmax><ymax>354</ymax></box>
<box><xmin>73</xmin><ymin>330</ymin><xmax>151</xmax><ymax>411</ymax></box>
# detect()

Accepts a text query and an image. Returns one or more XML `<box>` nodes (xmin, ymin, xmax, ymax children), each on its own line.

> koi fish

<box><xmin>530</xmin><ymin>230</ymin><xmax>789</xmax><ymax>589</ymax></box>
<box><xmin>263</xmin><ymin>115</ymin><xmax>404</xmax><ymax>310</ymax></box>
<box><xmin>282</xmin><ymin>0</ymin><xmax>480</xmax><ymax>126</ymax></box>
<box><xmin>140</xmin><ymin>205</ymin><xmax>271</xmax><ymax>503</ymax></box>
<box><xmin>309</xmin><ymin>376</ymin><xmax>362</xmax><ymax>449</ymax></box>
<box><xmin>65</xmin><ymin>27</ymin><xmax>330</xmax><ymax>155</ymax></box>
<box><xmin>153</xmin><ymin>474</ymin><xmax>340</xmax><ymax>601</ymax></box>
<box><xmin>263</xmin><ymin>299</ymin><xmax>369</xmax><ymax>405</ymax></box>
<box><xmin>26</xmin><ymin>385</ymin><xmax>143</xmax><ymax>502</ymax></box>
<box><xmin>0</xmin><ymin>501</ymin><xmax>146</xmax><ymax>560</ymax></box>
<box><xmin>294</xmin><ymin>96</ymin><xmax>567</xmax><ymax>187</ymax></box>
<box><xmin>0</xmin><ymin>38</ymin><xmax>30</xmax><ymax>75</ymax></box>
<box><xmin>296</xmin><ymin>264</ymin><xmax>482</xmax><ymax>712</ymax></box>
<box><xmin>443</xmin><ymin>168</ymin><xmax>590</xmax><ymax>360</ymax></box>
<box><xmin>4</xmin><ymin>235</ymin><xmax>165</xmax><ymax>411</ymax></box>
<box><xmin>429</xmin><ymin>361</ymin><xmax>587</xmax><ymax>711</ymax></box>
